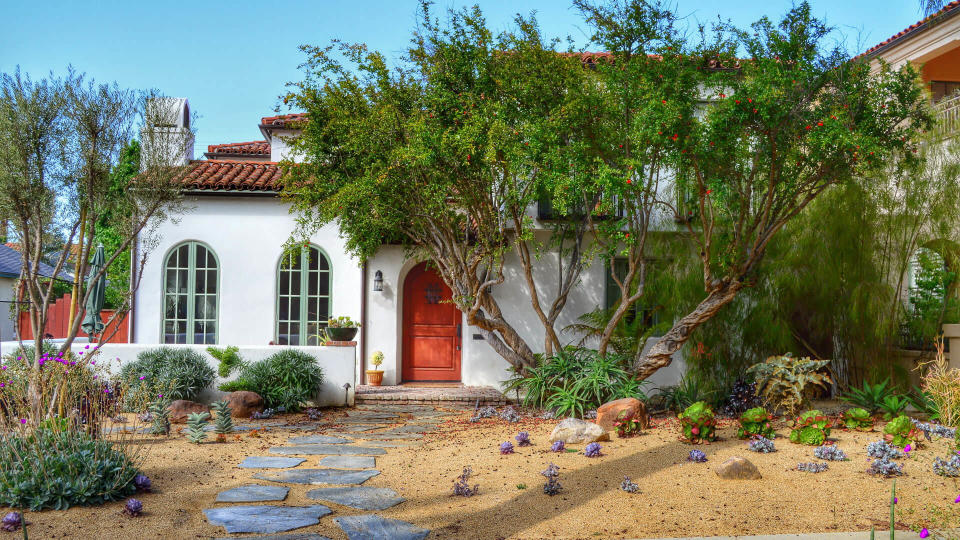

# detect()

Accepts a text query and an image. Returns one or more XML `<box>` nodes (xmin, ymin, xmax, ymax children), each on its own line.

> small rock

<box><xmin>596</xmin><ymin>397</ymin><xmax>648</xmax><ymax>432</ymax></box>
<box><xmin>715</xmin><ymin>456</ymin><xmax>762</xmax><ymax>480</ymax></box>
<box><xmin>227</xmin><ymin>391</ymin><xmax>265</xmax><ymax>418</ymax></box>
<box><xmin>168</xmin><ymin>400</ymin><xmax>210</xmax><ymax>424</ymax></box>
<box><xmin>549</xmin><ymin>417</ymin><xmax>610</xmax><ymax>444</ymax></box>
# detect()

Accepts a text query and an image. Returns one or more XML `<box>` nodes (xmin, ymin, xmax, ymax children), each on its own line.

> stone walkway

<box><xmin>204</xmin><ymin>404</ymin><xmax>457</xmax><ymax>539</ymax></box>
<box><xmin>355</xmin><ymin>384</ymin><xmax>508</xmax><ymax>406</ymax></box>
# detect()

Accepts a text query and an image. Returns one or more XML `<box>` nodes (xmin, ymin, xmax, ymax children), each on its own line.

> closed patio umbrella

<box><xmin>81</xmin><ymin>244</ymin><xmax>106</xmax><ymax>340</ymax></box>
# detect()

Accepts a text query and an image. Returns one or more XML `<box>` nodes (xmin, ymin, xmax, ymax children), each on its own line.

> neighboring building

<box><xmin>0</xmin><ymin>243</ymin><xmax>63</xmax><ymax>342</ymax></box>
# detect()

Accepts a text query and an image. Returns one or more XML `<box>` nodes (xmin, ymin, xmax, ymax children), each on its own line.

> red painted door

<box><xmin>402</xmin><ymin>262</ymin><xmax>462</xmax><ymax>381</ymax></box>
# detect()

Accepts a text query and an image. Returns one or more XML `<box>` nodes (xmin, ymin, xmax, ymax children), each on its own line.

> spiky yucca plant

<box><xmin>211</xmin><ymin>400</ymin><xmax>234</xmax><ymax>435</ymax></box>
<box><xmin>185</xmin><ymin>412</ymin><xmax>210</xmax><ymax>444</ymax></box>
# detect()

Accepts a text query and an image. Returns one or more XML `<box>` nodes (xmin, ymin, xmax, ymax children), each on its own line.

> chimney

<box><xmin>140</xmin><ymin>97</ymin><xmax>195</xmax><ymax>171</ymax></box>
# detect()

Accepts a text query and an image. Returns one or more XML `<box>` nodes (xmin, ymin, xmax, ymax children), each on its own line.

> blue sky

<box><xmin>1</xmin><ymin>1</ymin><xmax>927</xmax><ymax>155</ymax></box>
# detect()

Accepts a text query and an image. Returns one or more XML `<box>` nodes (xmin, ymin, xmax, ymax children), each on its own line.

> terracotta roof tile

<box><xmin>863</xmin><ymin>1</ymin><xmax>960</xmax><ymax>57</ymax></box>
<box><xmin>176</xmin><ymin>160</ymin><xmax>284</xmax><ymax>192</ymax></box>
<box><xmin>260</xmin><ymin>113</ymin><xmax>308</xmax><ymax>128</ymax></box>
<box><xmin>206</xmin><ymin>140</ymin><xmax>270</xmax><ymax>157</ymax></box>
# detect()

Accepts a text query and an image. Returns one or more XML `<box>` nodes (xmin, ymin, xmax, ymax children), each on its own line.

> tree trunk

<box><xmin>632</xmin><ymin>281</ymin><xmax>743</xmax><ymax>379</ymax></box>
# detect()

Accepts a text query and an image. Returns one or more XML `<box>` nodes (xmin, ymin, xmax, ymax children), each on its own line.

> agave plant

<box><xmin>185</xmin><ymin>412</ymin><xmax>210</xmax><ymax>444</ymax></box>
<box><xmin>747</xmin><ymin>354</ymin><xmax>832</xmax><ymax>416</ymax></box>
<box><xmin>211</xmin><ymin>400</ymin><xmax>234</xmax><ymax>435</ymax></box>
<box><xmin>841</xmin><ymin>379</ymin><xmax>893</xmax><ymax>415</ymax></box>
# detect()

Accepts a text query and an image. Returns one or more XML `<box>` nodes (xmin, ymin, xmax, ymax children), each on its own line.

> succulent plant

<box><xmin>866</xmin><ymin>440</ymin><xmax>903</xmax><ymax>460</ymax></box>
<box><xmin>911</xmin><ymin>419</ymin><xmax>955</xmax><ymax>441</ymax></box>
<box><xmin>304</xmin><ymin>408</ymin><xmax>322</xmax><ymax>421</ymax></box>
<box><xmin>499</xmin><ymin>407</ymin><xmax>520</xmax><ymax>423</ymax></box>
<box><xmin>721</xmin><ymin>378</ymin><xmax>761</xmax><ymax>416</ymax></box>
<box><xmin>882</xmin><ymin>415</ymin><xmax>923</xmax><ymax>448</ymax></box>
<box><xmin>933</xmin><ymin>454</ymin><xmax>960</xmax><ymax>477</ymax></box>
<box><xmin>736</xmin><ymin>407</ymin><xmax>775</xmax><ymax>440</ymax></box>
<box><xmin>133</xmin><ymin>474</ymin><xmax>151</xmax><ymax>492</ymax></box>
<box><xmin>211</xmin><ymin>400</ymin><xmax>234</xmax><ymax>435</ymax></box>
<box><xmin>550</xmin><ymin>440</ymin><xmax>565</xmax><ymax>453</ymax></box>
<box><xmin>499</xmin><ymin>441</ymin><xmax>515</xmax><ymax>455</ymax></box>
<box><xmin>869</xmin><ymin>458</ymin><xmax>903</xmax><ymax>477</ymax></box>
<box><xmin>469</xmin><ymin>406</ymin><xmax>498</xmax><ymax>423</ymax></box>
<box><xmin>678</xmin><ymin>401</ymin><xmax>717</xmax><ymax>443</ymax></box>
<box><xmin>620</xmin><ymin>476</ymin><xmax>640</xmax><ymax>494</ymax></box>
<box><xmin>843</xmin><ymin>408</ymin><xmax>873</xmax><ymax>431</ymax></box>
<box><xmin>185</xmin><ymin>412</ymin><xmax>210</xmax><ymax>444</ymax></box>
<box><xmin>542</xmin><ymin>463</ymin><xmax>562</xmax><ymax>496</ymax></box>
<box><xmin>687</xmin><ymin>449</ymin><xmax>707</xmax><ymax>463</ymax></box>
<box><xmin>452</xmin><ymin>466</ymin><xmax>479</xmax><ymax>496</ymax></box>
<box><xmin>788</xmin><ymin>410</ymin><xmax>832</xmax><ymax>446</ymax></box>
<box><xmin>515</xmin><ymin>431</ymin><xmax>532</xmax><ymax>447</ymax></box>
<box><xmin>747</xmin><ymin>436</ymin><xmax>776</xmax><ymax>453</ymax></box>
<box><xmin>251</xmin><ymin>408</ymin><xmax>276</xmax><ymax>420</ymax></box>
<box><xmin>813</xmin><ymin>445</ymin><xmax>847</xmax><ymax>461</ymax></box>
<box><xmin>1</xmin><ymin>512</ymin><xmax>23</xmax><ymax>532</ymax></box>
<box><xmin>796</xmin><ymin>462</ymin><xmax>829</xmax><ymax>473</ymax></box>
<box><xmin>584</xmin><ymin>442</ymin><xmax>603</xmax><ymax>457</ymax></box>
<box><xmin>147</xmin><ymin>398</ymin><xmax>170</xmax><ymax>436</ymax></box>
<box><xmin>122</xmin><ymin>498</ymin><xmax>143</xmax><ymax>517</ymax></box>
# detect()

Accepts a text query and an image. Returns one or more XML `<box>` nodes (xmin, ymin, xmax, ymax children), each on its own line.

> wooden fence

<box><xmin>17</xmin><ymin>294</ymin><xmax>129</xmax><ymax>343</ymax></box>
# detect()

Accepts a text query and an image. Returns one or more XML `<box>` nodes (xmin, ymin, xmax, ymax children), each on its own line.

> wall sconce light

<box><xmin>373</xmin><ymin>270</ymin><xmax>383</xmax><ymax>292</ymax></box>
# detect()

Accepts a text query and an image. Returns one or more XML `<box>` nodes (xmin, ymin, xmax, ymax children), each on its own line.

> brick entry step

<box><xmin>355</xmin><ymin>385</ymin><xmax>510</xmax><ymax>407</ymax></box>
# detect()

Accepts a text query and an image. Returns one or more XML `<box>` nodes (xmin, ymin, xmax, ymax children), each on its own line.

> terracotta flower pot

<box><xmin>366</xmin><ymin>370</ymin><xmax>384</xmax><ymax>386</ymax></box>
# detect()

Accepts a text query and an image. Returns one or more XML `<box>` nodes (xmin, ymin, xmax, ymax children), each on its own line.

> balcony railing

<box><xmin>935</xmin><ymin>93</ymin><xmax>960</xmax><ymax>136</ymax></box>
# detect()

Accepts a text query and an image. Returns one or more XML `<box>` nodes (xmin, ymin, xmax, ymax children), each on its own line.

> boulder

<box><xmin>227</xmin><ymin>391</ymin><xmax>264</xmax><ymax>418</ymax></box>
<box><xmin>168</xmin><ymin>400</ymin><xmax>210</xmax><ymax>424</ymax></box>
<box><xmin>549</xmin><ymin>417</ymin><xmax>610</xmax><ymax>444</ymax></box>
<box><xmin>714</xmin><ymin>456</ymin><xmax>762</xmax><ymax>480</ymax></box>
<box><xmin>596</xmin><ymin>397</ymin><xmax>648</xmax><ymax>432</ymax></box>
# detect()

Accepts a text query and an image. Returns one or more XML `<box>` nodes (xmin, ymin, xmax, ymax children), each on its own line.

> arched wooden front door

<box><xmin>402</xmin><ymin>262</ymin><xmax>462</xmax><ymax>381</ymax></box>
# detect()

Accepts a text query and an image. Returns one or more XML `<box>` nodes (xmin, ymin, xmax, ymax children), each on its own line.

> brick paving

<box><xmin>355</xmin><ymin>384</ymin><xmax>509</xmax><ymax>406</ymax></box>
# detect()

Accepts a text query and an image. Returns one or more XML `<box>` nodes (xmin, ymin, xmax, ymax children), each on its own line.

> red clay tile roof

<box><xmin>260</xmin><ymin>113</ymin><xmax>308</xmax><ymax>128</ymax></box>
<box><xmin>176</xmin><ymin>160</ymin><xmax>283</xmax><ymax>192</ymax></box>
<box><xmin>206</xmin><ymin>140</ymin><xmax>270</xmax><ymax>157</ymax></box>
<box><xmin>863</xmin><ymin>1</ymin><xmax>960</xmax><ymax>57</ymax></box>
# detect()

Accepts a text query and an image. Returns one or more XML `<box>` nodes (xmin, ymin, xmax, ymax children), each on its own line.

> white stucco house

<box><xmin>125</xmin><ymin>109</ymin><xmax>686</xmax><ymax>393</ymax></box>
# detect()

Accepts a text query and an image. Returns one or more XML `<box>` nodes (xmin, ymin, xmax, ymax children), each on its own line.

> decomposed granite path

<box><xmin>204</xmin><ymin>404</ymin><xmax>456</xmax><ymax>538</ymax></box>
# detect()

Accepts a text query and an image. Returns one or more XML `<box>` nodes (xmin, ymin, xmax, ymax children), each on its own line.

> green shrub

<box><xmin>120</xmin><ymin>347</ymin><xmax>215</xmax><ymax>403</ymax></box>
<box><xmin>503</xmin><ymin>348</ymin><xmax>647</xmax><ymax>417</ymax></box>
<box><xmin>0</xmin><ymin>429</ymin><xmax>139</xmax><ymax>510</ymax></box>
<box><xmin>218</xmin><ymin>349</ymin><xmax>323</xmax><ymax>412</ymax></box>
<box><xmin>736</xmin><ymin>407</ymin><xmax>775</xmax><ymax>439</ymax></box>
<box><xmin>789</xmin><ymin>410</ymin><xmax>832</xmax><ymax>445</ymax></box>
<box><xmin>678</xmin><ymin>401</ymin><xmax>717</xmax><ymax>443</ymax></box>
<box><xmin>883</xmin><ymin>415</ymin><xmax>922</xmax><ymax>448</ymax></box>
<box><xmin>747</xmin><ymin>354</ymin><xmax>831</xmax><ymax>416</ymax></box>
<box><xmin>843</xmin><ymin>408</ymin><xmax>874</xmax><ymax>430</ymax></box>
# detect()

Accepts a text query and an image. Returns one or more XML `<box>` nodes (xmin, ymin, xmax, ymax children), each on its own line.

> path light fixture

<box><xmin>373</xmin><ymin>270</ymin><xmax>383</xmax><ymax>292</ymax></box>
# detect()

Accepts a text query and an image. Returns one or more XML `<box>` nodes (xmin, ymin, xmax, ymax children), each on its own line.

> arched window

<box><xmin>277</xmin><ymin>245</ymin><xmax>330</xmax><ymax>345</ymax></box>
<box><xmin>163</xmin><ymin>241</ymin><xmax>218</xmax><ymax>344</ymax></box>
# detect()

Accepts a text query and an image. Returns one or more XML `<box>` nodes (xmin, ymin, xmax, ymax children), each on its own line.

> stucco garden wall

<box><xmin>0</xmin><ymin>341</ymin><xmax>356</xmax><ymax>407</ymax></box>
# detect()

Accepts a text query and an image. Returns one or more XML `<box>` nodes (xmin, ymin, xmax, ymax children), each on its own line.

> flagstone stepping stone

<box><xmin>238</xmin><ymin>456</ymin><xmax>306</xmax><ymax>469</ymax></box>
<box><xmin>335</xmin><ymin>424</ymin><xmax>384</xmax><ymax>432</ymax></box>
<box><xmin>203</xmin><ymin>505</ymin><xmax>332</xmax><ymax>534</ymax></box>
<box><xmin>361</xmin><ymin>441</ymin><xmax>422</xmax><ymax>448</ymax></box>
<box><xmin>253</xmin><ymin>468</ymin><xmax>380</xmax><ymax>485</ymax></box>
<box><xmin>334</xmin><ymin>515</ymin><xmax>429</xmax><ymax>540</ymax></box>
<box><xmin>337</xmin><ymin>432</ymin><xmax>423</xmax><ymax>440</ymax></box>
<box><xmin>269</xmin><ymin>444</ymin><xmax>386</xmax><ymax>456</ymax></box>
<box><xmin>306</xmin><ymin>486</ymin><xmax>405</xmax><ymax>511</ymax></box>
<box><xmin>346</xmin><ymin>411</ymin><xmax>401</xmax><ymax>419</ymax></box>
<box><xmin>215</xmin><ymin>485</ymin><xmax>289</xmax><ymax>503</ymax></box>
<box><xmin>382</xmin><ymin>424</ymin><xmax>435</xmax><ymax>434</ymax></box>
<box><xmin>289</xmin><ymin>435</ymin><xmax>351</xmax><ymax>444</ymax></box>
<box><xmin>339</xmin><ymin>417</ymin><xmax>400</xmax><ymax>424</ymax></box>
<box><xmin>318</xmin><ymin>456</ymin><xmax>376</xmax><ymax>469</ymax></box>
<box><xmin>214</xmin><ymin>534</ymin><xmax>331</xmax><ymax>540</ymax></box>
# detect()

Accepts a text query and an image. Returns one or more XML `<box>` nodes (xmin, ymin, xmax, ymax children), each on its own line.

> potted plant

<box><xmin>325</xmin><ymin>316</ymin><xmax>360</xmax><ymax>342</ymax></box>
<box><xmin>367</xmin><ymin>351</ymin><xmax>385</xmax><ymax>386</ymax></box>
